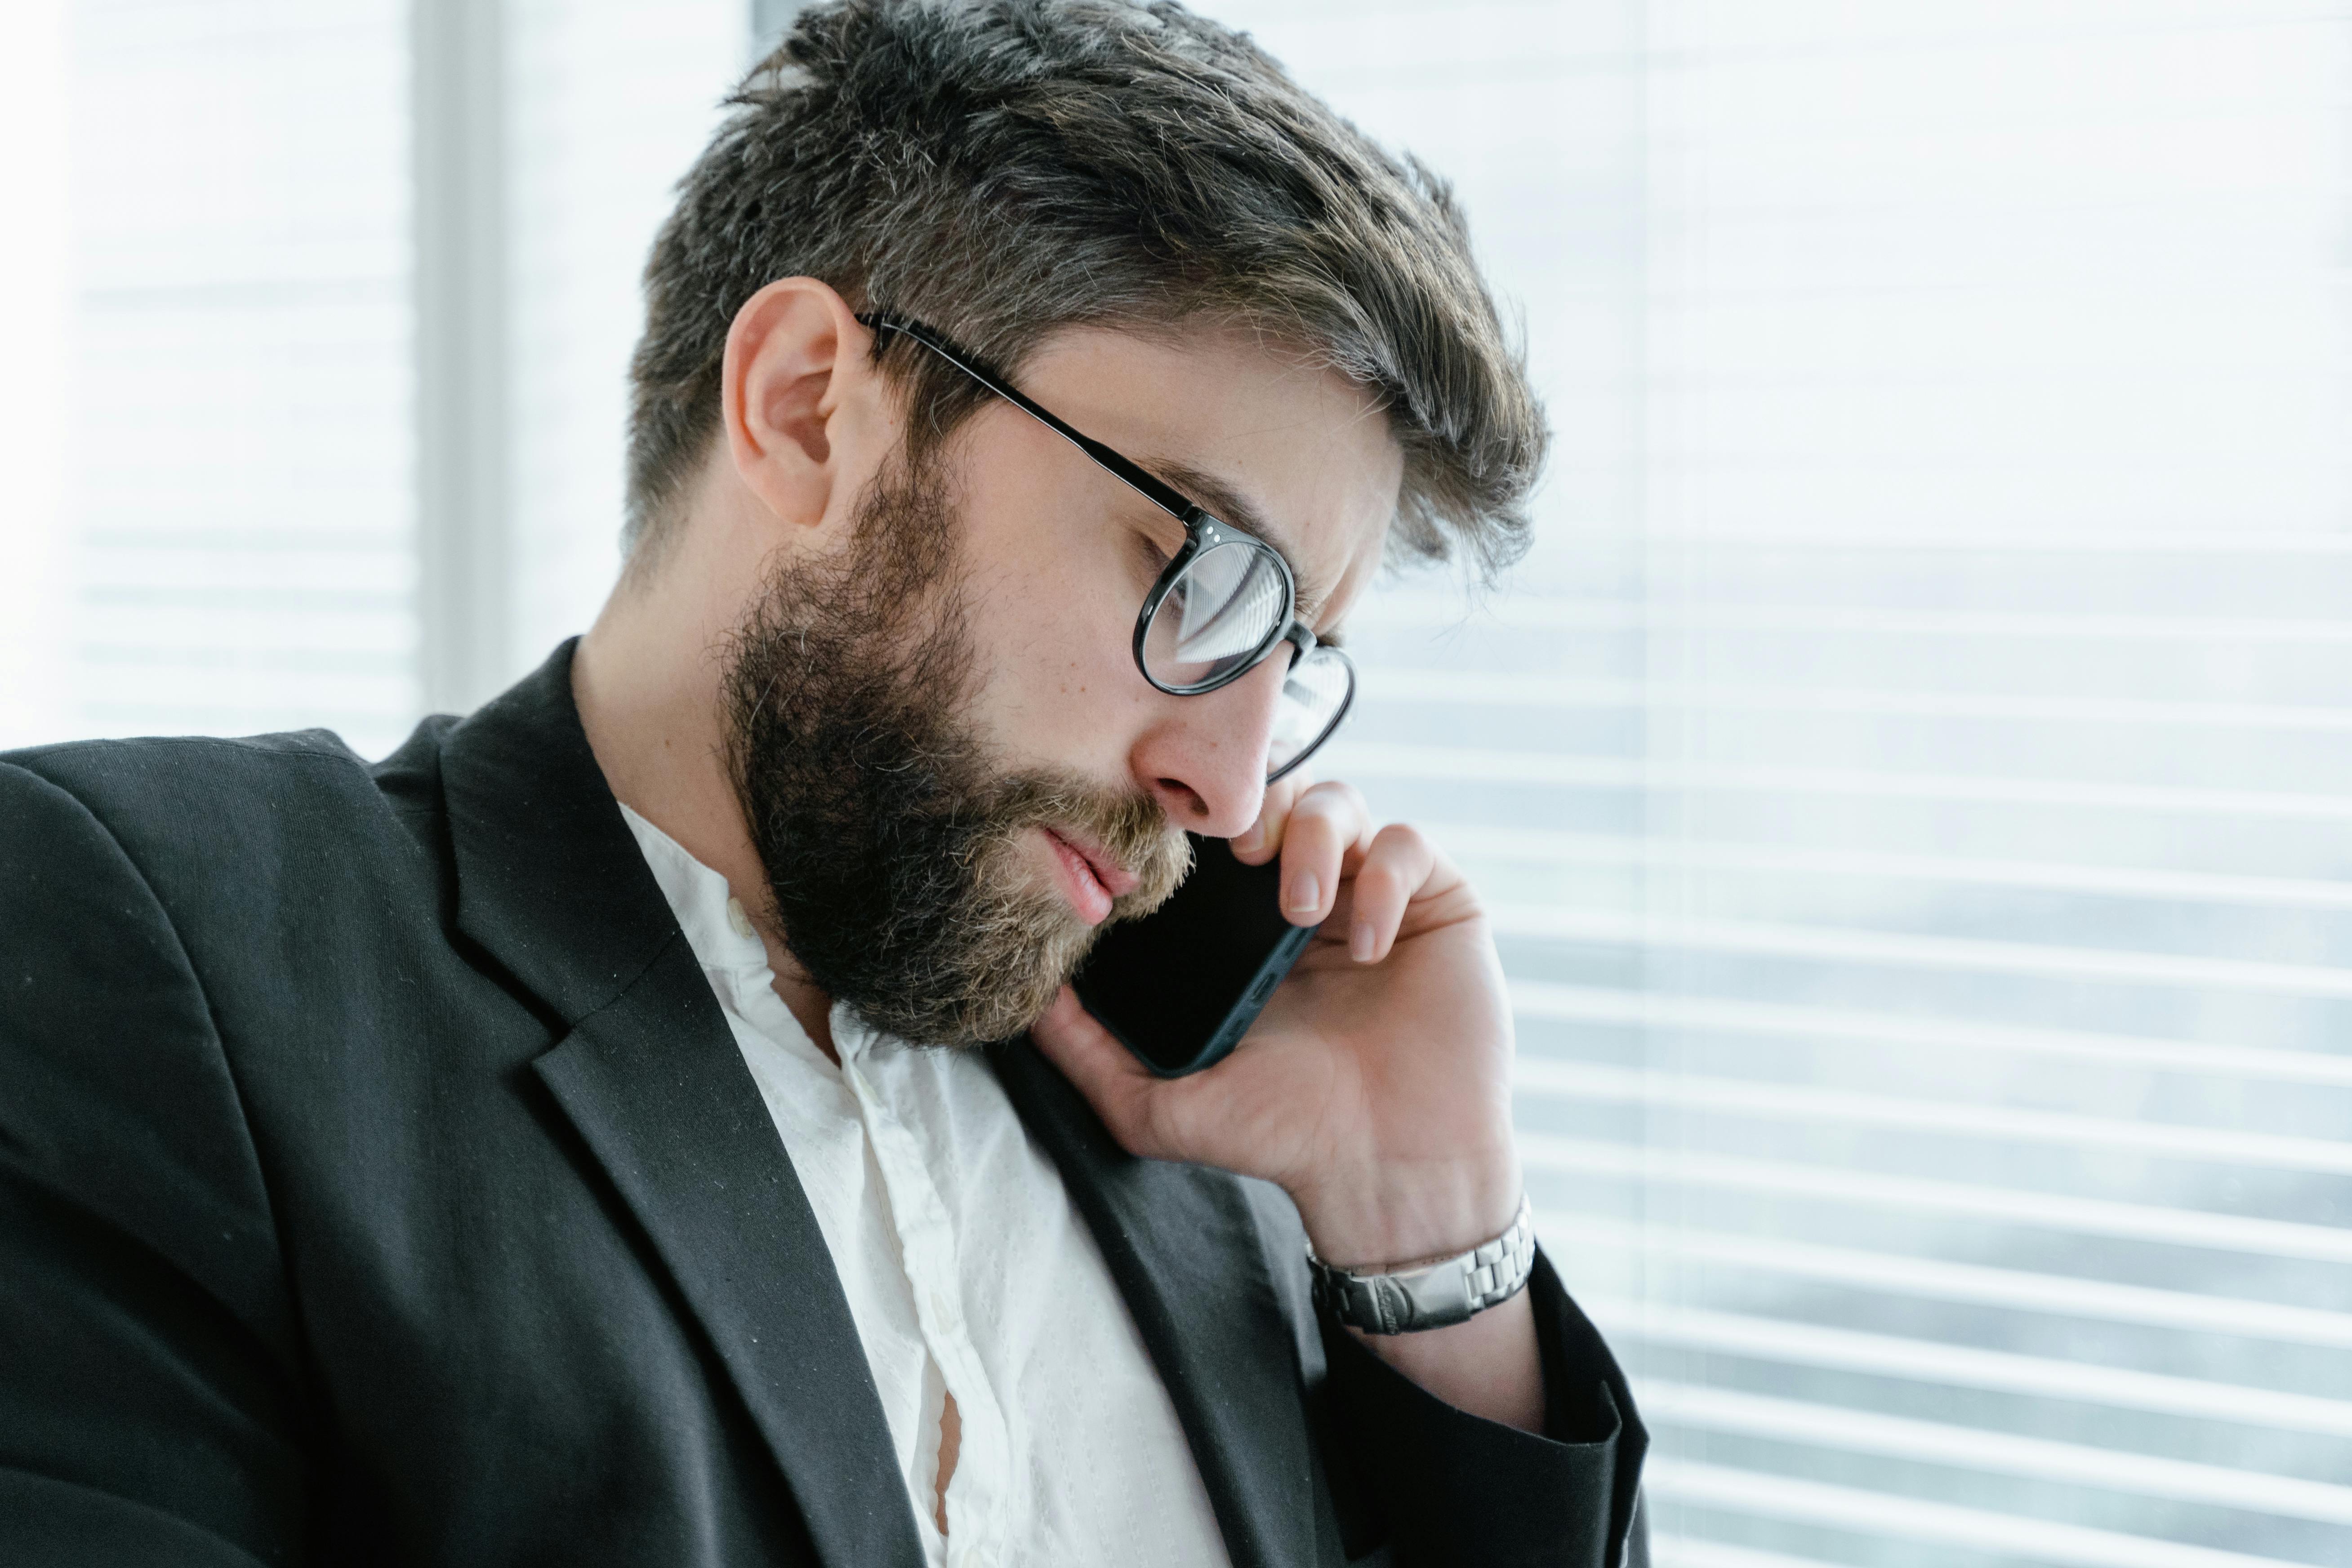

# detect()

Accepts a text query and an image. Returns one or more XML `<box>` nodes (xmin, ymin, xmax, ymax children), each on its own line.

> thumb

<box><xmin>1029</xmin><ymin>987</ymin><xmax>1176</xmax><ymax>1159</ymax></box>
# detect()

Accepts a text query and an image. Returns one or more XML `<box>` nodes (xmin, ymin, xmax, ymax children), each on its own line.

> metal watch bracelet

<box><xmin>1306</xmin><ymin>1196</ymin><xmax>1536</xmax><ymax>1335</ymax></box>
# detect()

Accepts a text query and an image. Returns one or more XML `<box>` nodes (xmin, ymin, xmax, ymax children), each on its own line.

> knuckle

<box><xmin>1296</xmin><ymin>783</ymin><xmax>1368</xmax><ymax>837</ymax></box>
<box><xmin>1359</xmin><ymin>858</ymin><xmax>1408</xmax><ymax>904</ymax></box>
<box><xmin>1291</xmin><ymin>799</ymin><xmax>1345</xmax><ymax>843</ymax></box>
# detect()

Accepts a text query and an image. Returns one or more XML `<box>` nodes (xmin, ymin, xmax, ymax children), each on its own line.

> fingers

<box><xmin>1229</xmin><ymin>776</ymin><xmax>1449</xmax><ymax>954</ymax></box>
<box><xmin>1229</xmin><ymin>768</ymin><xmax>1310</xmax><ymax>865</ymax></box>
<box><xmin>1028</xmin><ymin>986</ymin><xmax>1182</xmax><ymax>1161</ymax></box>
<box><xmin>1273</xmin><ymin>780</ymin><xmax>1372</xmax><ymax>927</ymax></box>
<box><xmin>1326</xmin><ymin>821</ymin><xmax>1437</xmax><ymax>962</ymax></box>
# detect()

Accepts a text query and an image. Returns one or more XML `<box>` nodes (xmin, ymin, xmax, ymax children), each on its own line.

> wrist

<box><xmin>1289</xmin><ymin>1145</ymin><xmax>1523</xmax><ymax>1272</ymax></box>
<box><xmin>1341</xmin><ymin>1286</ymin><xmax>1548</xmax><ymax>1434</ymax></box>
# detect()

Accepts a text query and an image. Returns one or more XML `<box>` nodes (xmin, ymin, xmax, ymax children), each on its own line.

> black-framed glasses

<box><xmin>859</xmin><ymin>311</ymin><xmax>1356</xmax><ymax>784</ymax></box>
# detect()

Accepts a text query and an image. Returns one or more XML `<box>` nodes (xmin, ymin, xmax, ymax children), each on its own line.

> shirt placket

<box><xmin>837</xmin><ymin>1040</ymin><xmax>1012</xmax><ymax>1568</ymax></box>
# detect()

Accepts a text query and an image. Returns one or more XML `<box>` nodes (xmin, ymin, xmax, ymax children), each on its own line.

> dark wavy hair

<box><xmin>626</xmin><ymin>0</ymin><xmax>1545</xmax><ymax>575</ymax></box>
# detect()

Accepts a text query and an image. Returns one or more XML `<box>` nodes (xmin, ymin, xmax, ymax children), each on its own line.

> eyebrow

<box><xmin>1149</xmin><ymin>459</ymin><xmax>1336</xmax><ymax>622</ymax></box>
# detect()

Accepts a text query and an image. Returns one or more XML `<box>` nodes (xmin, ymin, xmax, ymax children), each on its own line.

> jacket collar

<box><xmin>438</xmin><ymin>643</ymin><xmax>1332</xmax><ymax>1567</ymax></box>
<box><xmin>438</xmin><ymin>640</ymin><xmax>678</xmax><ymax>1029</ymax></box>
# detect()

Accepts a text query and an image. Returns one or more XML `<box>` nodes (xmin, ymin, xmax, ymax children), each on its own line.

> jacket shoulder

<box><xmin>8</xmin><ymin>722</ymin><xmax>393</xmax><ymax>812</ymax></box>
<box><xmin>0</xmin><ymin>756</ymin><xmax>313</xmax><ymax>1563</ymax></box>
<box><xmin>2</xmin><ymin>716</ymin><xmax>459</xmax><ymax>887</ymax></box>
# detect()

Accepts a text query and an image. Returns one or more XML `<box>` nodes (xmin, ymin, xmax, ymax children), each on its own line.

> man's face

<box><xmin>723</xmin><ymin>321</ymin><xmax>1399</xmax><ymax>1047</ymax></box>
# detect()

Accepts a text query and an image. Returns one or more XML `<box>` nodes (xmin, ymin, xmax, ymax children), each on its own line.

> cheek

<box><xmin>958</xmin><ymin>554</ymin><xmax>1149</xmax><ymax>764</ymax></box>
<box><xmin>947</xmin><ymin>437</ymin><xmax>1160</xmax><ymax>770</ymax></box>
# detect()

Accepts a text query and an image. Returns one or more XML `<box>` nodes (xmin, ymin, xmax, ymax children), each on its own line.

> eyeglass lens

<box><xmin>1140</xmin><ymin>539</ymin><xmax>1289</xmax><ymax>689</ymax></box>
<box><xmin>1138</xmin><ymin>539</ymin><xmax>1352</xmax><ymax>779</ymax></box>
<box><xmin>1267</xmin><ymin>645</ymin><xmax>1351</xmax><ymax>780</ymax></box>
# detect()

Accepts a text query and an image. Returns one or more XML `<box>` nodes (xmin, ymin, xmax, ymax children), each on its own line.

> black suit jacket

<box><xmin>0</xmin><ymin>643</ymin><xmax>1646</xmax><ymax>1567</ymax></box>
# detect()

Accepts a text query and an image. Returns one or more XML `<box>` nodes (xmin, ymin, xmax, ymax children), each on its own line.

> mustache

<box><xmin>961</xmin><ymin>770</ymin><xmax>1194</xmax><ymax>921</ymax></box>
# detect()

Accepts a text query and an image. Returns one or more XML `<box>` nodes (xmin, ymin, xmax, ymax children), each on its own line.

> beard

<box><xmin>719</xmin><ymin>448</ymin><xmax>1192</xmax><ymax>1047</ymax></box>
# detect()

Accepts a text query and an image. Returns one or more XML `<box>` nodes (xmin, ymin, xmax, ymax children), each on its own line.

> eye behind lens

<box><xmin>1142</xmin><ymin>539</ymin><xmax>1293</xmax><ymax>691</ymax></box>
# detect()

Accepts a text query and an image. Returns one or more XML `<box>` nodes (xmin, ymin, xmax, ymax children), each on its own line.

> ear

<box><xmin>719</xmin><ymin>277</ymin><xmax>884</xmax><ymax>534</ymax></box>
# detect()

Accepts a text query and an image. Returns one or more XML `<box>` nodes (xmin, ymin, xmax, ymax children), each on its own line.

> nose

<box><xmin>1129</xmin><ymin>654</ymin><xmax>1286</xmax><ymax>838</ymax></box>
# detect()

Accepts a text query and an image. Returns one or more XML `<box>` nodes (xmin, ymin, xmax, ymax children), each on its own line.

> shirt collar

<box><xmin>615</xmin><ymin>803</ymin><xmax>895</xmax><ymax>1070</ymax></box>
<box><xmin>616</xmin><ymin>802</ymin><xmax>768</xmax><ymax>974</ymax></box>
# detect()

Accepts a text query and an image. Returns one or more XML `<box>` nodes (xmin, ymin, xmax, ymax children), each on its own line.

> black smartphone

<box><xmin>1071</xmin><ymin>832</ymin><xmax>1316</xmax><ymax>1078</ymax></box>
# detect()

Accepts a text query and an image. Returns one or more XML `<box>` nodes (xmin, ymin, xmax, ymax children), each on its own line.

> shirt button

<box><xmin>726</xmin><ymin>897</ymin><xmax>756</xmax><ymax>940</ymax></box>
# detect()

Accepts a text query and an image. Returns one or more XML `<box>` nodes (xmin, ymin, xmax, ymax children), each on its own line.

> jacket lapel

<box><xmin>534</xmin><ymin>962</ymin><xmax>922</xmax><ymax>1568</ymax></box>
<box><xmin>990</xmin><ymin>1037</ymin><xmax>1337</xmax><ymax>1568</ymax></box>
<box><xmin>441</xmin><ymin>642</ymin><xmax>923</xmax><ymax>1568</ymax></box>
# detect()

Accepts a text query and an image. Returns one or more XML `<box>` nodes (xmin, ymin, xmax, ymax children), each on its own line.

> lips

<box><xmin>1048</xmin><ymin>829</ymin><xmax>1140</xmax><ymax>899</ymax></box>
<box><xmin>1042</xmin><ymin>827</ymin><xmax>1138</xmax><ymax>925</ymax></box>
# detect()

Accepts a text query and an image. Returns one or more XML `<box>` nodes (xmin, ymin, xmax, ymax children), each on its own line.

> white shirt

<box><xmin>620</xmin><ymin>806</ymin><xmax>1232</xmax><ymax>1568</ymax></box>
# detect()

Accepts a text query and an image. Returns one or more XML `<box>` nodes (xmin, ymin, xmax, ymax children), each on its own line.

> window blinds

<box><xmin>0</xmin><ymin>0</ymin><xmax>71</xmax><ymax>751</ymax></box>
<box><xmin>41</xmin><ymin>0</ymin><xmax>738</xmax><ymax>756</ymax></box>
<box><xmin>506</xmin><ymin>0</ymin><xmax>738</xmax><ymax>674</ymax></box>
<box><xmin>67</xmin><ymin>0</ymin><xmax>418</xmax><ymax>759</ymax></box>
<box><xmin>1226</xmin><ymin>1</ymin><xmax>2352</xmax><ymax>1563</ymax></box>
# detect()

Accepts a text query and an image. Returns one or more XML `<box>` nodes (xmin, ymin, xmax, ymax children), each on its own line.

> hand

<box><xmin>1030</xmin><ymin>776</ymin><xmax>1522</xmax><ymax>1274</ymax></box>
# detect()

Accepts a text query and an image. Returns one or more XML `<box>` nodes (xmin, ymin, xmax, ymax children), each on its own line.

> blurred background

<box><xmin>3</xmin><ymin>1</ymin><xmax>2348</xmax><ymax>1563</ymax></box>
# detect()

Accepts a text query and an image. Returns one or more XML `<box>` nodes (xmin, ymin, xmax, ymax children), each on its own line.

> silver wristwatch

<box><xmin>1306</xmin><ymin>1196</ymin><xmax>1536</xmax><ymax>1334</ymax></box>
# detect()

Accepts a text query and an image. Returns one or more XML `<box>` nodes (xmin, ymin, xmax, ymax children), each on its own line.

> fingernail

<box><xmin>1287</xmin><ymin>869</ymin><xmax>1321</xmax><ymax>913</ymax></box>
<box><xmin>1233</xmin><ymin>821</ymin><xmax>1264</xmax><ymax>855</ymax></box>
<box><xmin>1350</xmin><ymin>920</ymin><xmax>1375</xmax><ymax>962</ymax></box>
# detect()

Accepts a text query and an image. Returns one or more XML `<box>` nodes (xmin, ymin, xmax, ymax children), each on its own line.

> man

<box><xmin>0</xmin><ymin>1</ymin><xmax>1645</xmax><ymax>1563</ymax></box>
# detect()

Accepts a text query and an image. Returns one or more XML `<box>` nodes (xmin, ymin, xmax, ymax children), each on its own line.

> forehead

<box><xmin>1007</xmin><ymin>321</ymin><xmax>1401</xmax><ymax>619</ymax></box>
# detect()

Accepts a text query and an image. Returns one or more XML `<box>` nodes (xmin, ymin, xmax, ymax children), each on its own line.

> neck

<box><xmin>572</xmin><ymin>551</ymin><xmax>841</xmax><ymax>1061</ymax></box>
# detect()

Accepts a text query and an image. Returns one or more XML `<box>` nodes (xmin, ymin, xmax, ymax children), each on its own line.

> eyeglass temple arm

<box><xmin>858</xmin><ymin>312</ymin><xmax>1201</xmax><ymax>525</ymax></box>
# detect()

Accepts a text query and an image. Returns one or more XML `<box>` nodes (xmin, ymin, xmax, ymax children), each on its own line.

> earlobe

<box><xmin>720</xmin><ymin>277</ymin><xmax>874</xmax><ymax>533</ymax></box>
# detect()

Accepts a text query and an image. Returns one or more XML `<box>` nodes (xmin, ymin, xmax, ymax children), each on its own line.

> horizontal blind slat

<box><xmin>1523</xmin><ymin>1135</ymin><xmax>2352</xmax><ymax>1263</ymax></box>
<box><xmin>1638</xmin><ymin>1381</ymin><xmax>2352</xmax><ymax>1525</ymax></box>
<box><xmin>1540</xmin><ymin>1213</ymin><xmax>2352</xmax><ymax>1348</ymax></box>
<box><xmin>1516</xmin><ymin>1059</ymin><xmax>2352</xmax><ymax>1172</ymax></box>
<box><xmin>1509</xmin><ymin>982</ymin><xmax>2352</xmax><ymax>1086</ymax></box>
<box><xmin>1355</xmin><ymin>592</ymin><xmax>2352</xmax><ymax>644</ymax></box>
<box><xmin>1361</xmin><ymin>671</ymin><xmax>2352</xmax><ymax>732</ymax></box>
<box><xmin>1493</xmin><ymin>906</ymin><xmax>2352</xmax><ymax>998</ymax></box>
<box><xmin>1650</xmin><ymin>1537</ymin><xmax>1833</xmax><ymax>1568</ymax></box>
<box><xmin>1581</xmin><ymin>1297</ymin><xmax>2352</xmax><ymax>1437</ymax></box>
<box><xmin>1329</xmin><ymin>743</ymin><xmax>2352</xmax><ymax>820</ymax></box>
<box><xmin>1443</xmin><ymin>828</ymin><xmax>2352</xmax><ymax>913</ymax></box>
<box><xmin>1644</xmin><ymin>1458</ymin><xmax>2303</xmax><ymax>1568</ymax></box>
